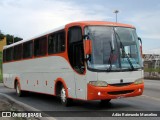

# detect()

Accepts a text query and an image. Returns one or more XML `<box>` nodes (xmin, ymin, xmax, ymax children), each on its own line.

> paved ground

<box><xmin>0</xmin><ymin>97</ymin><xmax>40</xmax><ymax>120</ymax></box>
<box><xmin>0</xmin><ymin>80</ymin><xmax>160</xmax><ymax>120</ymax></box>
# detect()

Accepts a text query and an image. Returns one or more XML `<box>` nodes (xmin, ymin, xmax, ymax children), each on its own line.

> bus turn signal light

<box><xmin>134</xmin><ymin>78</ymin><xmax>144</xmax><ymax>85</ymax></box>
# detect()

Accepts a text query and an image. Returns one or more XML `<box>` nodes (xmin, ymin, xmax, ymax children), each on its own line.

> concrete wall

<box><xmin>144</xmin><ymin>72</ymin><xmax>160</xmax><ymax>79</ymax></box>
<box><xmin>143</xmin><ymin>55</ymin><xmax>160</xmax><ymax>79</ymax></box>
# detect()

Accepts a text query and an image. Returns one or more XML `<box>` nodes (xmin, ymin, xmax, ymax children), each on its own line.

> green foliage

<box><xmin>0</xmin><ymin>52</ymin><xmax>2</xmax><ymax>57</ymax></box>
<box><xmin>144</xmin><ymin>68</ymin><xmax>160</xmax><ymax>72</ymax></box>
<box><xmin>0</xmin><ymin>30</ymin><xmax>23</xmax><ymax>45</ymax></box>
<box><xmin>0</xmin><ymin>33</ymin><xmax>5</xmax><ymax>40</ymax></box>
<box><xmin>6</xmin><ymin>34</ymin><xmax>23</xmax><ymax>45</ymax></box>
<box><xmin>14</xmin><ymin>37</ymin><xmax>23</xmax><ymax>42</ymax></box>
<box><xmin>0</xmin><ymin>75</ymin><xmax>2</xmax><ymax>83</ymax></box>
<box><xmin>6</xmin><ymin>34</ymin><xmax>13</xmax><ymax>45</ymax></box>
<box><xmin>0</xmin><ymin>52</ymin><xmax>2</xmax><ymax>83</ymax></box>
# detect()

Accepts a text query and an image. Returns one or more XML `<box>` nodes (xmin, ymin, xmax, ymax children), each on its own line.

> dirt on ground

<box><xmin>0</xmin><ymin>100</ymin><xmax>15</xmax><ymax>120</ymax></box>
<box><xmin>0</xmin><ymin>99</ymin><xmax>39</xmax><ymax>120</ymax></box>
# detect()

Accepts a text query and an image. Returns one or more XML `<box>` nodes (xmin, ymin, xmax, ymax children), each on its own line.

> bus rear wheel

<box><xmin>16</xmin><ymin>82</ymin><xmax>24</xmax><ymax>97</ymax></box>
<box><xmin>60</xmin><ymin>86</ymin><xmax>72</xmax><ymax>106</ymax></box>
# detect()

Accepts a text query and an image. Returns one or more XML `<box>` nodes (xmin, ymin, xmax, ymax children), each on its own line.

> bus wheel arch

<box><xmin>14</xmin><ymin>78</ymin><xmax>24</xmax><ymax>97</ymax></box>
<box><xmin>55</xmin><ymin>78</ymin><xmax>68</xmax><ymax>96</ymax></box>
<box><xmin>14</xmin><ymin>79</ymin><xmax>18</xmax><ymax>89</ymax></box>
<box><xmin>55</xmin><ymin>81</ymin><xmax>63</xmax><ymax>97</ymax></box>
<box><xmin>54</xmin><ymin>78</ymin><xmax>72</xmax><ymax>106</ymax></box>
<box><xmin>14</xmin><ymin>77</ymin><xmax>20</xmax><ymax>89</ymax></box>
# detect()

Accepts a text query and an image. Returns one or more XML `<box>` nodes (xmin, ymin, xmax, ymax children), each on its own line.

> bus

<box><xmin>2</xmin><ymin>21</ymin><xmax>144</xmax><ymax>106</ymax></box>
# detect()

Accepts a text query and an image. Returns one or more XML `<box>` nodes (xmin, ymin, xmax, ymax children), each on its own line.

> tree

<box><xmin>5</xmin><ymin>34</ymin><xmax>13</xmax><ymax>45</ymax></box>
<box><xmin>0</xmin><ymin>30</ymin><xmax>23</xmax><ymax>45</ymax></box>
<box><xmin>14</xmin><ymin>37</ymin><xmax>23</xmax><ymax>43</ymax></box>
<box><xmin>0</xmin><ymin>31</ymin><xmax>5</xmax><ymax>40</ymax></box>
<box><xmin>5</xmin><ymin>34</ymin><xmax>23</xmax><ymax>45</ymax></box>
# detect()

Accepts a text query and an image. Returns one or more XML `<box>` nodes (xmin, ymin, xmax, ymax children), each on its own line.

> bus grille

<box><xmin>109</xmin><ymin>82</ymin><xmax>133</xmax><ymax>87</ymax></box>
<box><xmin>108</xmin><ymin>90</ymin><xmax>134</xmax><ymax>95</ymax></box>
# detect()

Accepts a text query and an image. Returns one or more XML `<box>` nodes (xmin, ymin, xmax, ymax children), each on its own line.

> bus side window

<box><xmin>23</xmin><ymin>41</ymin><xmax>33</xmax><ymax>59</ymax></box>
<box><xmin>48</xmin><ymin>33</ymin><xmax>57</xmax><ymax>54</ymax></box>
<box><xmin>34</xmin><ymin>36</ymin><xmax>47</xmax><ymax>57</ymax></box>
<box><xmin>57</xmin><ymin>31</ymin><xmax>65</xmax><ymax>52</ymax></box>
<box><xmin>3</xmin><ymin>50</ymin><xmax>6</xmax><ymax>62</ymax></box>
<box><xmin>48</xmin><ymin>35</ymin><xmax>53</xmax><ymax>54</ymax></box>
<box><xmin>6</xmin><ymin>47</ymin><xmax>13</xmax><ymax>62</ymax></box>
<box><xmin>14</xmin><ymin>44</ymin><xmax>22</xmax><ymax>60</ymax></box>
<box><xmin>48</xmin><ymin>30</ymin><xmax>65</xmax><ymax>54</ymax></box>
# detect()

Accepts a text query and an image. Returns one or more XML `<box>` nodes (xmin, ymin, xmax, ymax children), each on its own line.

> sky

<box><xmin>0</xmin><ymin>0</ymin><xmax>160</xmax><ymax>53</ymax></box>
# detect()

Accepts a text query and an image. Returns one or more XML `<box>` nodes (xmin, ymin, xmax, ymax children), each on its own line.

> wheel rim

<box><xmin>61</xmin><ymin>87</ymin><xmax>66</xmax><ymax>103</ymax></box>
<box><xmin>16</xmin><ymin>84</ymin><xmax>20</xmax><ymax>95</ymax></box>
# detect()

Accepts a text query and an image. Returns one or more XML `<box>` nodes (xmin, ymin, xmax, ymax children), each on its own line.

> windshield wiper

<box><xmin>113</xmin><ymin>28</ymin><xmax>135</xmax><ymax>71</ymax></box>
<box><xmin>120</xmin><ymin>43</ymin><xmax>134</xmax><ymax>70</ymax></box>
<box><xmin>106</xmin><ymin>43</ymin><xmax>114</xmax><ymax>72</ymax></box>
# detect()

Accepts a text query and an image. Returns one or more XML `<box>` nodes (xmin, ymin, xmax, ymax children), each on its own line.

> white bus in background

<box><xmin>3</xmin><ymin>21</ymin><xmax>144</xmax><ymax>106</ymax></box>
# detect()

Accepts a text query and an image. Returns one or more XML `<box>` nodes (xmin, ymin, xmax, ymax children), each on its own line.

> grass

<box><xmin>0</xmin><ymin>75</ymin><xmax>2</xmax><ymax>83</ymax></box>
<box><xmin>144</xmin><ymin>68</ymin><xmax>160</xmax><ymax>72</ymax></box>
<box><xmin>0</xmin><ymin>51</ymin><xmax>2</xmax><ymax>83</ymax></box>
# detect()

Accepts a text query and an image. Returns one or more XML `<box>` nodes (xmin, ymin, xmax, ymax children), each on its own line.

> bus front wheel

<box><xmin>16</xmin><ymin>82</ymin><xmax>24</xmax><ymax>97</ymax></box>
<box><xmin>100</xmin><ymin>99</ymin><xmax>111</xmax><ymax>104</ymax></box>
<box><xmin>60</xmin><ymin>86</ymin><xmax>72</xmax><ymax>106</ymax></box>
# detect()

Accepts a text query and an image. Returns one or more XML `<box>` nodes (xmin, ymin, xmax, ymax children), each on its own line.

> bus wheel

<box><xmin>60</xmin><ymin>86</ymin><xmax>72</xmax><ymax>106</ymax></box>
<box><xmin>16</xmin><ymin>82</ymin><xmax>23</xmax><ymax>97</ymax></box>
<box><xmin>100</xmin><ymin>99</ymin><xmax>111</xmax><ymax>104</ymax></box>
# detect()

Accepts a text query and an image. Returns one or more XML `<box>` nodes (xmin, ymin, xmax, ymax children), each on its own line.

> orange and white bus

<box><xmin>2</xmin><ymin>21</ymin><xmax>144</xmax><ymax>106</ymax></box>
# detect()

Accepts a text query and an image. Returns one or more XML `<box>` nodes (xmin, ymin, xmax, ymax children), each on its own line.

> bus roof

<box><xmin>66</xmin><ymin>21</ymin><xmax>135</xmax><ymax>28</ymax></box>
<box><xmin>3</xmin><ymin>21</ymin><xmax>135</xmax><ymax>49</ymax></box>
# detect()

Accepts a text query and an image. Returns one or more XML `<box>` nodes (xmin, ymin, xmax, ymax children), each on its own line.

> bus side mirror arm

<box><xmin>83</xmin><ymin>39</ymin><xmax>92</xmax><ymax>62</ymax></box>
<box><xmin>84</xmin><ymin>39</ymin><xmax>92</xmax><ymax>55</ymax></box>
<box><xmin>84</xmin><ymin>54</ymin><xmax>91</xmax><ymax>61</ymax></box>
<box><xmin>138</xmin><ymin>37</ymin><xmax>142</xmax><ymax>44</ymax></box>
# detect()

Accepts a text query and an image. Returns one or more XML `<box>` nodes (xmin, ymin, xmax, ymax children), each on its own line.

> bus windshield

<box><xmin>84</xmin><ymin>26</ymin><xmax>143</xmax><ymax>71</ymax></box>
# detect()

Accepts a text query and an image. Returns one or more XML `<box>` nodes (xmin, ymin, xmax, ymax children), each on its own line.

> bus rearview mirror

<box><xmin>111</xmin><ymin>39</ymin><xmax>115</xmax><ymax>51</ymax></box>
<box><xmin>84</xmin><ymin>40</ymin><xmax>92</xmax><ymax>55</ymax></box>
<box><xmin>138</xmin><ymin>37</ymin><xmax>142</xmax><ymax>44</ymax></box>
<box><xmin>138</xmin><ymin>37</ymin><xmax>143</xmax><ymax>57</ymax></box>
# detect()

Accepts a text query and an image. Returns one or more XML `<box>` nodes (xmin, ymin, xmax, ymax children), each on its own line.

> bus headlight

<box><xmin>134</xmin><ymin>78</ymin><xmax>144</xmax><ymax>85</ymax></box>
<box><xmin>89</xmin><ymin>81</ymin><xmax>108</xmax><ymax>87</ymax></box>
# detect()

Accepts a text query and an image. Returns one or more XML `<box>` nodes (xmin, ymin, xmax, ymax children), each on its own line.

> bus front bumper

<box><xmin>87</xmin><ymin>83</ymin><xmax>144</xmax><ymax>100</ymax></box>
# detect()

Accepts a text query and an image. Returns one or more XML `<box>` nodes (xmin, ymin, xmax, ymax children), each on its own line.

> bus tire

<box><xmin>16</xmin><ymin>82</ymin><xmax>24</xmax><ymax>97</ymax></box>
<box><xmin>100</xmin><ymin>99</ymin><xmax>111</xmax><ymax>104</ymax></box>
<box><xmin>60</xmin><ymin>86</ymin><xmax>72</xmax><ymax>106</ymax></box>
